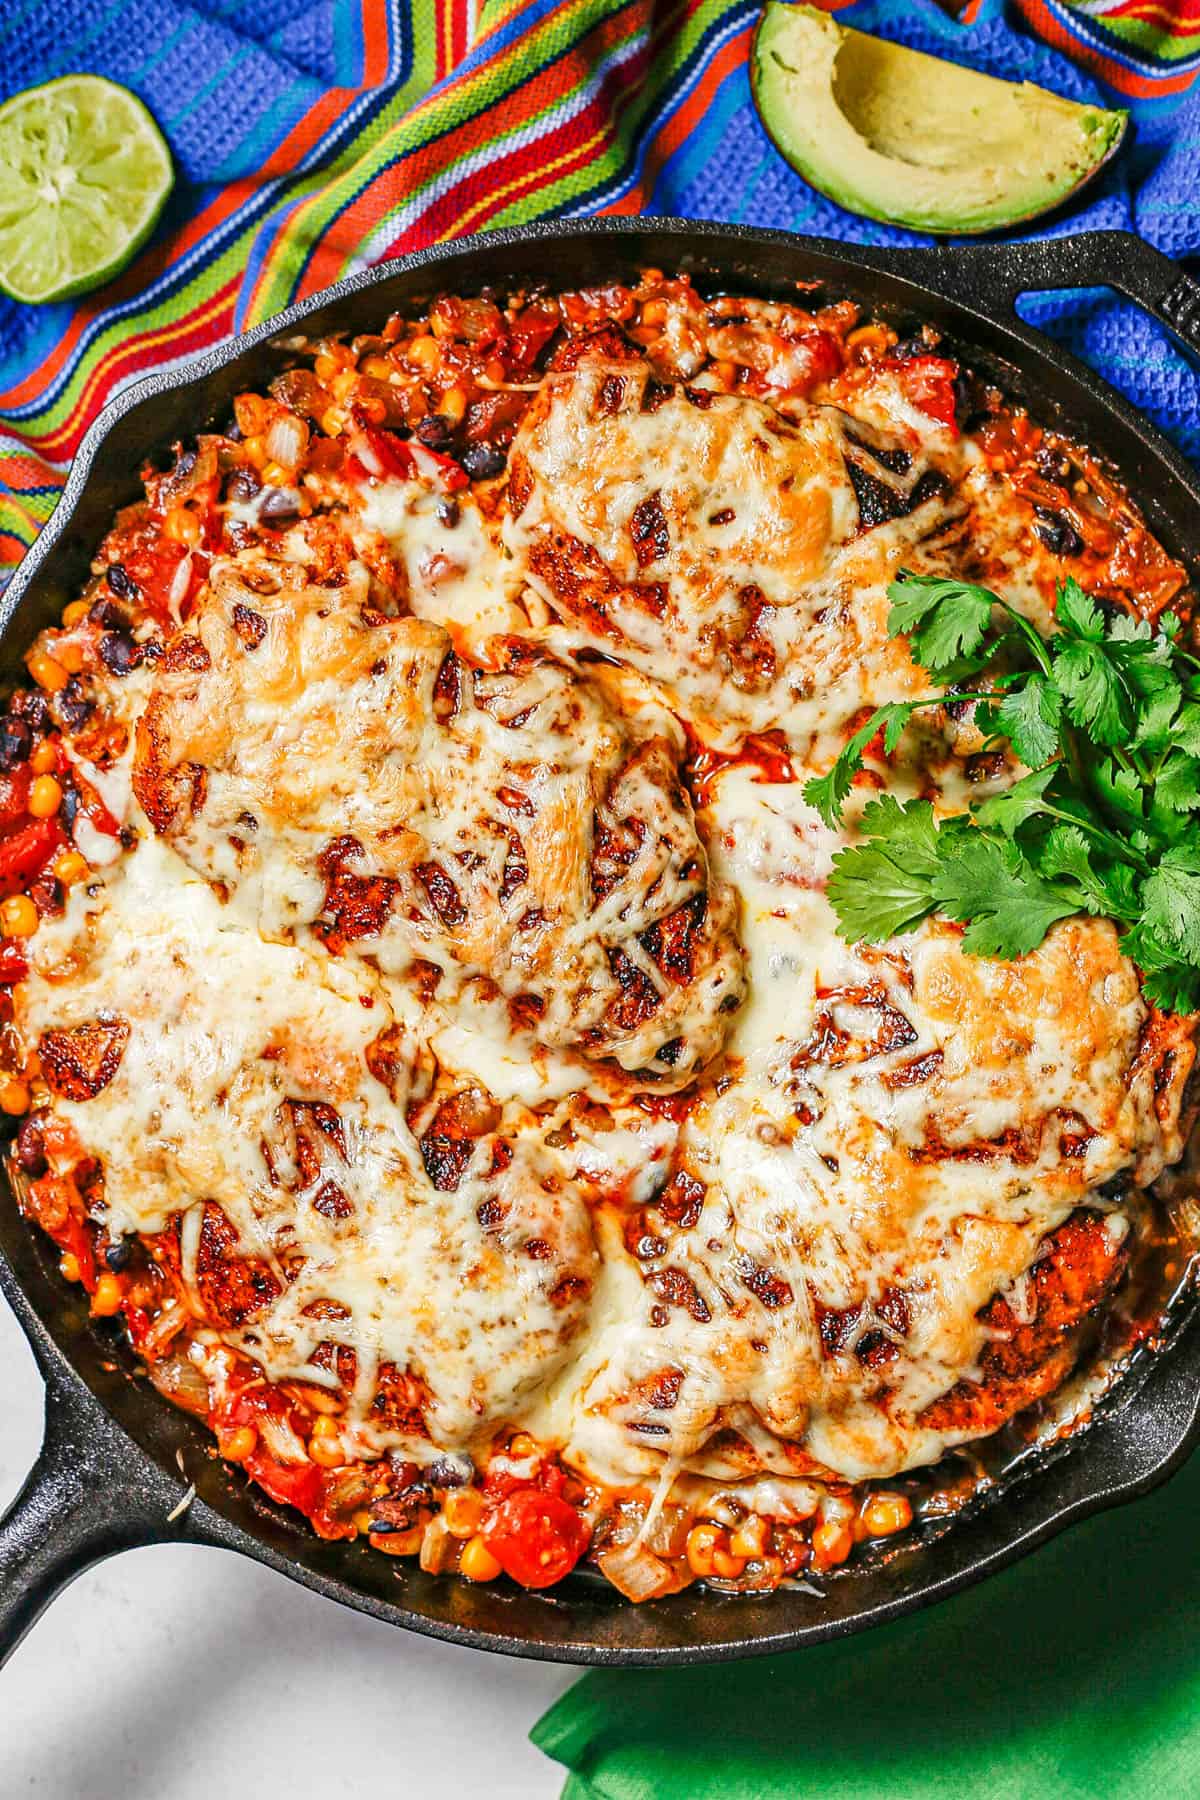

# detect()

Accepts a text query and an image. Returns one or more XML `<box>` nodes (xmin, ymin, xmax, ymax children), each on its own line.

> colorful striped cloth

<box><xmin>1</xmin><ymin>0</ymin><xmax>1199</xmax><ymax>579</ymax></box>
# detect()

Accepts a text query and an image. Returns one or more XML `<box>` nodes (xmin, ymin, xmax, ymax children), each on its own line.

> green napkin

<box><xmin>532</xmin><ymin>1450</ymin><xmax>1200</xmax><ymax>1798</ymax></box>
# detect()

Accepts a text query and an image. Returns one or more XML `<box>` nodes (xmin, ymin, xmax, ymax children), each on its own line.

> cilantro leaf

<box><xmin>886</xmin><ymin>573</ymin><xmax>997</xmax><ymax>679</ymax></box>
<box><xmin>1052</xmin><ymin>635</ymin><xmax>1131</xmax><ymax>744</ymax></box>
<box><xmin>973</xmin><ymin>765</ymin><xmax>1060</xmax><ymax>836</ymax></box>
<box><xmin>929</xmin><ymin>830</ymin><xmax>1078</xmax><ymax>958</ymax></box>
<box><xmin>980</xmin><ymin>672</ymin><xmax>1063</xmax><ymax>768</ymax></box>
<box><xmin>1172</xmin><ymin>702</ymin><xmax>1200</xmax><ymax>757</ymax></box>
<box><xmin>1141</xmin><ymin>844</ymin><xmax>1200</xmax><ymax>956</ymax></box>
<box><xmin>824</xmin><ymin>797</ymin><xmax>942</xmax><ymax>943</ymax></box>
<box><xmin>1155</xmin><ymin>753</ymin><xmax>1200</xmax><ymax>815</ymax></box>
<box><xmin>1033</xmin><ymin>826</ymin><xmax>1140</xmax><ymax>921</ymax></box>
<box><xmin>1053</xmin><ymin>577</ymin><xmax>1106</xmax><ymax>642</ymax></box>
<box><xmin>1122</xmin><ymin>919</ymin><xmax>1200</xmax><ymax>1014</ymax></box>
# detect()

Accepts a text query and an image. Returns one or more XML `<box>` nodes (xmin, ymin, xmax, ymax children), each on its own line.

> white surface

<box><xmin>0</xmin><ymin>1295</ymin><xmax>573</xmax><ymax>1800</ymax></box>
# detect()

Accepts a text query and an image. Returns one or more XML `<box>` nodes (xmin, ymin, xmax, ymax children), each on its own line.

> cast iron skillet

<box><xmin>1</xmin><ymin>219</ymin><xmax>1200</xmax><ymax>1671</ymax></box>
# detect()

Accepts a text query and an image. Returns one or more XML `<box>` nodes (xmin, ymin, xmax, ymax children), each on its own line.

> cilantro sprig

<box><xmin>804</xmin><ymin>571</ymin><xmax>1200</xmax><ymax>1013</ymax></box>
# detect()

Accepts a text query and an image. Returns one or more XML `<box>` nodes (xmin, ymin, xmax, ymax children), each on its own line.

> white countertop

<box><xmin>0</xmin><ymin>1296</ymin><xmax>573</xmax><ymax>1799</ymax></box>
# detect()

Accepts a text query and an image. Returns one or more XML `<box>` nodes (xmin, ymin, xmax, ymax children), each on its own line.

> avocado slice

<box><xmin>752</xmin><ymin>3</ymin><xmax>1127</xmax><ymax>235</ymax></box>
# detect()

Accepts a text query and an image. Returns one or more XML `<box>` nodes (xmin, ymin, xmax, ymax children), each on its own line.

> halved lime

<box><xmin>0</xmin><ymin>75</ymin><xmax>173</xmax><ymax>305</ymax></box>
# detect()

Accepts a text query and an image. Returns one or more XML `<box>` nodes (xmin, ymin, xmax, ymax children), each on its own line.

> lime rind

<box><xmin>0</xmin><ymin>74</ymin><xmax>174</xmax><ymax>305</ymax></box>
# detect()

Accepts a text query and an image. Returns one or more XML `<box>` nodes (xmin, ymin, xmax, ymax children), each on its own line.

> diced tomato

<box><xmin>0</xmin><ymin>943</ymin><xmax>28</xmax><ymax>985</ymax></box>
<box><xmin>59</xmin><ymin>1211</ymin><xmax>97</xmax><ymax>1290</ymax></box>
<box><xmin>789</xmin><ymin>329</ymin><xmax>843</xmax><ymax>391</ymax></box>
<box><xmin>0</xmin><ymin>817</ymin><xmax>63</xmax><ymax>882</ymax></box>
<box><xmin>505</xmin><ymin>306</ymin><xmax>560</xmax><ymax>372</ymax></box>
<box><xmin>890</xmin><ymin>353</ymin><xmax>959</xmax><ymax>430</ymax></box>
<box><xmin>0</xmin><ymin>766</ymin><xmax>31</xmax><ymax>828</ymax></box>
<box><xmin>243</xmin><ymin>1445</ymin><xmax>328</xmax><ymax>1522</ymax></box>
<box><xmin>348</xmin><ymin>424</ymin><xmax>468</xmax><ymax>493</ymax></box>
<box><xmin>122</xmin><ymin>1301</ymin><xmax>153</xmax><ymax>1351</ymax></box>
<box><xmin>482</xmin><ymin>1487</ymin><xmax>590</xmax><ymax>1589</ymax></box>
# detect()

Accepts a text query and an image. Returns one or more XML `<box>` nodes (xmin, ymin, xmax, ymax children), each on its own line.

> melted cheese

<box><xmin>17</xmin><ymin>324</ymin><xmax>1195</xmax><ymax>1507</ymax></box>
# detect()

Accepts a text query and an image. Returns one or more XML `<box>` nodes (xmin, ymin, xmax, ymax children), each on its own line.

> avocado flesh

<box><xmin>752</xmin><ymin>4</ymin><xmax>1127</xmax><ymax>235</ymax></box>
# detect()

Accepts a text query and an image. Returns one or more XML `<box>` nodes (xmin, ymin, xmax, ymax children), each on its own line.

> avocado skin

<box><xmin>751</xmin><ymin>3</ymin><xmax>1128</xmax><ymax>237</ymax></box>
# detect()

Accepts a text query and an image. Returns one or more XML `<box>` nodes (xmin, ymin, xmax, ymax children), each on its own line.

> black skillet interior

<box><xmin>1</xmin><ymin>219</ymin><xmax>1200</xmax><ymax>1669</ymax></box>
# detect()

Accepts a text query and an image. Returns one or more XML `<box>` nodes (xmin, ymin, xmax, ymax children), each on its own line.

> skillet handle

<box><xmin>863</xmin><ymin>230</ymin><xmax>1200</xmax><ymax>359</ymax></box>
<box><xmin>0</xmin><ymin>1367</ymin><xmax>175</xmax><ymax>1668</ymax></box>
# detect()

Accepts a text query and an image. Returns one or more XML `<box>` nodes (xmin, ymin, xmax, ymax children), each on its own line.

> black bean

<box><xmin>174</xmin><ymin>448</ymin><xmax>197</xmax><ymax>478</ymax></box>
<box><xmin>416</xmin><ymin>413</ymin><xmax>456</xmax><ymax>453</ymax></box>
<box><xmin>1034</xmin><ymin>446</ymin><xmax>1072</xmax><ymax>484</ymax></box>
<box><xmin>0</xmin><ymin>716</ymin><xmax>31</xmax><ymax>772</ymax></box>
<box><xmin>60</xmin><ymin>785</ymin><xmax>80</xmax><ymax>831</ymax></box>
<box><xmin>89</xmin><ymin>597</ymin><xmax>128</xmax><ymax>630</ymax></box>
<box><xmin>226</xmin><ymin>466</ymin><xmax>261</xmax><ymax>504</ymax></box>
<box><xmin>461</xmin><ymin>442</ymin><xmax>505</xmax><ymax>481</ymax></box>
<box><xmin>258</xmin><ymin>487</ymin><xmax>301</xmax><ymax>523</ymax></box>
<box><xmin>1033</xmin><ymin>507</ymin><xmax>1083</xmax><ymax>558</ymax></box>
<box><xmin>11</xmin><ymin>690</ymin><xmax>49</xmax><ymax>733</ymax></box>
<box><xmin>15</xmin><ymin>1118</ymin><xmax>46</xmax><ymax>1178</ymax></box>
<box><xmin>436</xmin><ymin>497</ymin><xmax>460</xmax><ymax>529</ymax></box>
<box><xmin>226</xmin><ymin>419</ymin><xmax>243</xmax><ymax>442</ymax></box>
<box><xmin>98</xmin><ymin>633</ymin><xmax>143</xmax><ymax>677</ymax></box>
<box><xmin>55</xmin><ymin>680</ymin><xmax>92</xmax><ymax>731</ymax></box>
<box><xmin>104</xmin><ymin>1239</ymin><xmax>131</xmax><ymax>1271</ymax></box>
<box><xmin>105</xmin><ymin>562</ymin><xmax>137</xmax><ymax>600</ymax></box>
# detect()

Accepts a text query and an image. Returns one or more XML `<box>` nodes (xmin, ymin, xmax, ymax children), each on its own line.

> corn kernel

<box><xmin>53</xmin><ymin>851</ymin><xmax>89</xmax><ymax>887</ymax></box>
<box><xmin>443</xmin><ymin>1488</ymin><xmax>484</xmax><ymax>1538</ymax></box>
<box><xmin>91</xmin><ymin>1272</ymin><xmax>123</xmax><ymax>1316</ymax></box>
<box><xmin>309</xmin><ymin>1426</ymin><xmax>344</xmax><ymax>1467</ymax></box>
<box><xmin>163</xmin><ymin>507</ymin><xmax>201</xmax><ymax>547</ymax></box>
<box><xmin>61</xmin><ymin>599</ymin><xmax>90</xmax><ymax>627</ymax></box>
<box><xmin>0</xmin><ymin>896</ymin><xmax>38</xmax><ymax>939</ymax></box>
<box><xmin>243</xmin><ymin>434</ymin><xmax>267</xmax><ymax>469</ymax></box>
<box><xmin>459</xmin><ymin>1534</ymin><xmax>502</xmax><ymax>1581</ymax></box>
<box><xmin>28</xmin><ymin>775</ymin><xmax>63</xmax><ymax>818</ymax></box>
<box><xmin>686</xmin><ymin>1522</ymin><xmax>722</xmax><ymax>1579</ymax></box>
<box><xmin>712</xmin><ymin>1545</ymin><xmax>746</xmax><ymax>1580</ymax></box>
<box><xmin>812</xmin><ymin>1520</ymin><xmax>855</xmax><ymax>1569</ymax></box>
<box><xmin>30</xmin><ymin>740</ymin><xmax>58</xmax><ymax>774</ymax></box>
<box><xmin>219</xmin><ymin>1425</ymin><xmax>258</xmax><ymax>1462</ymax></box>
<box><xmin>319</xmin><ymin>408</ymin><xmax>343</xmax><ymax>438</ymax></box>
<box><xmin>59</xmin><ymin>1252</ymin><xmax>81</xmax><ymax>1283</ymax></box>
<box><xmin>440</xmin><ymin>385</ymin><xmax>467</xmax><ymax>426</ymax></box>
<box><xmin>310</xmin><ymin>1412</ymin><xmax>339</xmax><ymax>1440</ymax></box>
<box><xmin>361</xmin><ymin>355</ymin><xmax>394</xmax><ymax>381</ymax></box>
<box><xmin>27</xmin><ymin>652</ymin><xmax>69</xmax><ymax>694</ymax></box>
<box><xmin>508</xmin><ymin>1432</ymin><xmax>538</xmax><ymax>1458</ymax></box>
<box><xmin>0</xmin><ymin>1079</ymin><xmax>30</xmax><ymax>1116</ymax></box>
<box><xmin>331</xmin><ymin>369</ymin><xmax>357</xmax><ymax>402</ymax></box>
<box><xmin>861</xmin><ymin>1493</ymin><xmax>913</xmax><ymax>1538</ymax></box>
<box><xmin>54</xmin><ymin>641</ymin><xmax>85</xmax><ymax>674</ymax></box>
<box><xmin>729</xmin><ymin>1515</ymin><xmax>767</xmax><ymax>1560</ymax></box>
<box><xmin>314</xmin><ymin>352</ymin><xmax>341</xmax><ymax>383</ymax></box>
<box><xmin>353</xmin><ymin>1509</ymin><xmax>373</xmax><ymax>1533</ymax></box>
<box><xmin>406</xmin><ymin>335</ymin><xmax>440</xmax><ymax>374</ymax></box>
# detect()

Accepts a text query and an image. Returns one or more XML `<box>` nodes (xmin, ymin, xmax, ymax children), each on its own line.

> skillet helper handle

<box><xmin>0</xmin><ymin>1369</ymin><xmax>170</xmax><ymax>1668</ymax></box>
<box><xmin>869</xmin><ymin>229</ymin><xmax>1200</xmax><ymax>359</ymax></box>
